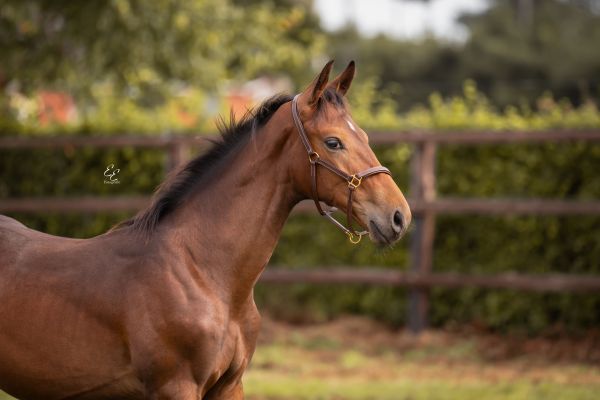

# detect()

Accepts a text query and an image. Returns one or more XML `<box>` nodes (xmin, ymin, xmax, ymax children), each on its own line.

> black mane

<box><xmin>124</xmin><ymin>94</ymin><xmax>293</xmax><ymax>234</ymax></box>
<box><xmin>117</xmin><ymin>88</ymin><xmax>347</xmax><ymax>235</ymax></box>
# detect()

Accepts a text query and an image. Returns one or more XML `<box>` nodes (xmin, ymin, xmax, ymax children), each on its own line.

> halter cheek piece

<box><xmin>291</xmin><ymin>94</ymin><xmax>392</xmax><ymax>244</ymax></box>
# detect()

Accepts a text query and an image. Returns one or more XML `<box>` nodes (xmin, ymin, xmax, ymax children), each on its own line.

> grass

<box><xmin>245</xmin><ymin>374</ymin><xmax>599</xmax><ymax>400</ymax></box>
<box><xmin>243</xmin><ymin>316</ymin><xmax>600</xmax><ymax>400</ymax></box>
<box><xmin>2</xmin><ymin>316</ymin><xmax>599</xmax><ymax>399</ymax></box>
<box><xmin>244</xmin><ymin>343</ymin><xmax>600</xmax><ymax>400</ymax></box>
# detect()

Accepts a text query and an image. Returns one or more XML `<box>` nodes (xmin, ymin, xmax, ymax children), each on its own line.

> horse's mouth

<box><xmin>369</xmin><ymin>220</ymin><xmax>392</xmax><ymax>246</ymax></box>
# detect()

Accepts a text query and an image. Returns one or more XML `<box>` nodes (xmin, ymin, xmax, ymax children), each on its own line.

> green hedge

<box><xmin>1</xmin><ymin>86</ymin><xmax>599</xmax><ymax>333</ymax></box>
<box><xmin>257</xmin><ymin>140</ymin><xmax>600</xmax><ymax>333</ymax></box>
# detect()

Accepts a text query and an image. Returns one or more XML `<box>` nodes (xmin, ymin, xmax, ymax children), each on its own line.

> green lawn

<box><xmin>243</xmin><ymin>317</ymin><xmax>600</xmax><ymax>400</ymax></box>
<box><xmin>244</xmin><ymin>343</ymin><xmax>599</xmax><ymax>400</ymax></box>
<box><xmin>245</xmin><ymin>374</ymin><xmax>599</xmax><ymax>400</ymax></box>
<box><xmin>2</xmin><ymin>317</ymin><xmax>599</xmax><ymax>400</ymax></box>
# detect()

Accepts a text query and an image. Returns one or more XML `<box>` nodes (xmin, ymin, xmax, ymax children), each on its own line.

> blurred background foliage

<box><xmin>330</xmin><ymin>0</ymin><xmax>600</xmax><ymax>110</ymax></box>
<box><xmin>0</xmin><ymin>0</ymin><xmax>324</xmax><ymax>96</ymax></box>
<box><xmin>1</xmin><ymin>0</ymin><xmax>599</xmax><ymax>334</ymax></box>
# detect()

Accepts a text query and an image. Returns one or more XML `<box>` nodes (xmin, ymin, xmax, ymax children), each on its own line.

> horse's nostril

<box><xmin>392</xmin><ymin>210</ymin><xmax>404</xmax><ymax>233</ymax></box>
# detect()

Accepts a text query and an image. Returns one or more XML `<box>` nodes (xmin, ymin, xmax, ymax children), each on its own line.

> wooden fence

<box><xmin>1</xmin><ymin>130</ymin><xmax>600</xmax><ymax>333</ymax></box>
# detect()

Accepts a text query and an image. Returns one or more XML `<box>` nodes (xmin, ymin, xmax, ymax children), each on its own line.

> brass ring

<box><xmin>348</xmin><ymin>175</ymin><xmax>362</xmax><ymax>190</ymax></box>
<box><xmin>347</xmin><ymin>232</ymin><xmax>362</xmax><ymax>244</ymax></box>
<box><xmin>308</xmin><ymin>152</ymin><xmax>320</xmax><ymax>163</ymax></box>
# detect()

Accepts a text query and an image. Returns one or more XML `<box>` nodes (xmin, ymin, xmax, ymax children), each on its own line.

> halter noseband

<box><xmin>291</xmin><ymin>94</ymin><xmax>392</xmax><ymax>244</ymax></box>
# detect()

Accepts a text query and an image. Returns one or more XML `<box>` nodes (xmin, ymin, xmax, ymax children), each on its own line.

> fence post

<box><xmin>165</xmin><ymin>139</ymin><xmax>189</xmax><ymax>172</ymax></box>
<box><xmin>408</xmin><ymin>140</ymin><xmax>437</xmax><ymax>333</ymax></box>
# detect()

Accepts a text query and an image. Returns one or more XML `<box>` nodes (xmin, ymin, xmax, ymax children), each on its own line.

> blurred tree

<box><xmin>460</xmin><ymin>0</ymin><xmax>600</xmax><ymax>106</ymax></box>
<box><xmin>327</xmin><ymin>0</ymin><xmax>600</xmax><ymax>109</ymax></box>
<box><xmin>0</xmin><ymin>0</ymin><xmax>325</xmax><ymax>100</ymax></box>
<box><xmin>328</xmin><ymin>26</ymin><xmax>461</xmax><ymax>111</ymax></box>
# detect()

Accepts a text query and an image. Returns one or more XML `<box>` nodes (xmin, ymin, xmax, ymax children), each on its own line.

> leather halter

<box><xmin>291</xmin><ymin>94</ymin><xmax>392</xmax><ymax>244</ymax></box>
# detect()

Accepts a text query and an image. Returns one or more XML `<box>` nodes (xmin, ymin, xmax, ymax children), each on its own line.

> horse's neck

<box><xmin>161</xmin><ymin>113</ymin><xmax>299</xmax><ymax>304</ymax></box>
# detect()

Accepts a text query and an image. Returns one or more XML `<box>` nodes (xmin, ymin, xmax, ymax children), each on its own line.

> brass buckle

<box><xmin>308</xmin><ymin>152</ymin><xmax>320</xmax><ymax>164</ymax></box>
<box><xmin>348</xmin><ymin>175</ymin><xmax>362</xmax><ymax>190</ymax></box>
<box><xmin>346</xmin><ymin>231</ymin><xmax>362</xmax><ymax>244</ymax></box>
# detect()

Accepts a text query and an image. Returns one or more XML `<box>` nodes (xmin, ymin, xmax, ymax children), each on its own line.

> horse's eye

<box><xmin>324</xmin><ymin>137</ymin><xmax>343</xmax><ymax>150</ymax></box>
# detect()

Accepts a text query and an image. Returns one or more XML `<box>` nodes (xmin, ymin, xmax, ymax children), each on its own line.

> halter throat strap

<box><xmin>291</xmin><ymin>94</ymin><xmax>392</xmax><ymax>244</ymax></box>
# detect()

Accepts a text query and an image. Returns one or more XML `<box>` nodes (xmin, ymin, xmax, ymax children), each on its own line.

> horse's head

<box><xmin>290</xmin><ymin>60</ymin><xmax>411</xmax><ymax>246</ymax></box>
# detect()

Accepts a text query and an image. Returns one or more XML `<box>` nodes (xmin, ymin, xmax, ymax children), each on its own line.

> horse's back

<box><xmin>1</xmin><ymin>215</ymin><xmax>41</xmax><ymax>273</ymax></box>
<box><xmin>0</xmin><ymin>214</ymin><xmax>24</xmax><ymax>230</ymax></box>
<box><xmin>0</xmin><ymin>215</ymin><xmax>89</xmax><ymax>287</ymax></box>
<box><xmin>0</xmin><ymin>214</ymin><xmax>82</xmax><ymax>266</ymax></box>
<box><xmin>0</xmin><ymin>214</ymin><xmax>28</xmax><ymax>259</ymax></box>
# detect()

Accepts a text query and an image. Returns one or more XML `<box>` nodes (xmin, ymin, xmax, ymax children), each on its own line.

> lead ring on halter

<box><xmin>291</xmin><ymin>94</ymin><xmax>392</xmax><ymax>244</ymax></box>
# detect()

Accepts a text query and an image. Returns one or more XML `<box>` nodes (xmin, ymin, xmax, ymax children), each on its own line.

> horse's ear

<box><xmin>328</xmin><ymin>60</ymin><xmax>355</xmax><ymax>96</ymax></box>
<box><xmin>302</xmin><ymin>60</ymin><xmax>334</xmax><ymax>106</ymax></box>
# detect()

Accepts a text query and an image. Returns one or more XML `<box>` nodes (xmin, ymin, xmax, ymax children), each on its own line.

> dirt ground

<box><xmin>257</xmin><ymin>315</ymin><xmax>600</xmax><ymax>365</ymax></box>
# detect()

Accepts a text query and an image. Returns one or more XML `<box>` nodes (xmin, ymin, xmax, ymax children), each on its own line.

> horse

<box><xmin>0</xmin><ymin>61</ymin><xmax>411</xmax><ymax>399</ymax></box>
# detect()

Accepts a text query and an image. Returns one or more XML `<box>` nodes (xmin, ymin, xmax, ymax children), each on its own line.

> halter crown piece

<box><xmin>291</xmin><ymin>94</ymin><xmax>392</xmax><ymax>244</ymax></box>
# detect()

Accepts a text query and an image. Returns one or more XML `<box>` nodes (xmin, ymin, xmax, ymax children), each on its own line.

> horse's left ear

<box><xmin>300</xmin><ymin>60</ymin><xmax>335</xmax><ymax>107</ymax></box>
<box><xmin>328</xmin><ymin>60</ymin><xmax>355</xmax><ymax>96</ymax></box>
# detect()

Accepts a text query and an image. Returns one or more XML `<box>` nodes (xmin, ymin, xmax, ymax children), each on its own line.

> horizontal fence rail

<box><xmin>0</xmin><ymin>135</ymin><xmax>208</xmax><ymax>149</ymax></box>
<box><xmin>369</xmin><ymin>130</ymin><xmax>600</xmax><ymax>144</ymax></box>
<box><xmin>2</xmin><ymin>130</ymin><xmax>600</xmax><ymax>149</ymax></box>
<box><xmin>1</xmin><ymin>197</ymin><xmax>600</xmax><ymax>216</ymax></box>
<box><xmin>0</xmin><ymin>196</ymin><xmax>151</xmax><ymax>213</ymax></box>
<box><xmin>1</xmin><ymin>130</ymin><xmax>599</xmax><ymax>333</ymax></box>
<box><xmin>260</xmin><ymin>269</ymin><xmax>600</xmax><ymax>293</ymax></box>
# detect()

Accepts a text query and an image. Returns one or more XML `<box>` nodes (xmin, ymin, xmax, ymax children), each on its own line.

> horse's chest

<box><xmin>173</xmin><ymin>299</ymin><xmax>261</xmax><ymax>388</ymax></box>
<box><xmin>206</xmin><ymin>306</ymin><xmax>261</xmax><ymax>372</ymax></box>
<box><xmin>206</xmin><ymin>323</ymin><xmax>247</xmax><ymax>377</ymax></box>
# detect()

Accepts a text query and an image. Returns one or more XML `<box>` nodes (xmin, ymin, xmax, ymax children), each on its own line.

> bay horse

<box><xmin>0</xmin><ymin>61</ymin><xmax>411</xmax><ymax>399</ymax></box>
